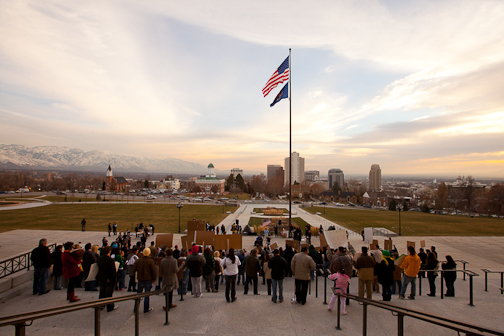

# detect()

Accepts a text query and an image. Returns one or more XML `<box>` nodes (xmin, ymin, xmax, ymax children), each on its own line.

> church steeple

<box><xmin>106</xmin><ymin>165</ymin><xmax>113</xmax><ymax>177</ymax></box>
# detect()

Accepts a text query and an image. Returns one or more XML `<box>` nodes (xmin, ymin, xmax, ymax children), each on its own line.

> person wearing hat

<box><xmin>378</xmin><ymin>250</ymin><xmax>395</xmax><ymax>301</ymax></box>
<box><xmin>132</xmin><ymin>248</ymin><xmax>157</xmax><ymax>313</ymax></box>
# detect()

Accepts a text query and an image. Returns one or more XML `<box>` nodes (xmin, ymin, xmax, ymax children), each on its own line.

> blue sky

<box><xmin>1</xmin><ymin>0</ymin><xmax>504</xmax><ymax>177</ymax></box>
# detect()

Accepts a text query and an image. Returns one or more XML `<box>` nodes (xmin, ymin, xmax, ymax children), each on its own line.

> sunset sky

<box><xmin>1</xmin><ymin>0</ymin><xmax>504</xmax><ymax>177</ymax></box>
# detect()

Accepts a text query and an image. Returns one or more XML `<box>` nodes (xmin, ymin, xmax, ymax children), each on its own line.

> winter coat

<box><xmin>378</xmin><ymin>257</ymin><xmax>395</xmax><ymax>286</ymax></box>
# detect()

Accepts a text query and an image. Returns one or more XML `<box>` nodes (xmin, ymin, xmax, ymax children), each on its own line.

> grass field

<box><xmin>0</xmin><ymin>204</ymin><xmax>237</xmax><ymax>233</ymax></box>
<box><xmin>306</xmin><ymin>207</ymin><xmax>504</xmax><ymax>236</ymax></box>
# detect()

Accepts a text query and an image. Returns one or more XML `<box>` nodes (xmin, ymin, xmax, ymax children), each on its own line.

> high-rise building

<box><xmin>231</xmin><ymin>168</ymin><xmax>243</xmax><ymax>176</ymax></box>
<box><xmin>305</xmin><ymin>170</ymin><xmax>320</xmax><ymax>181</ymax></box>
<box><xmin>267</xmin><ymin>165</ymin><xmax>282</xmax><ymax>180</ymax></box>
<box><xmin>369</xmin><ymin>164</ymin><xmax>382</xmax><ymax>191</ymax></box>
<box><xmin>328</xmin><ymin>169</ymin><xmax>344</xmax><ymax>190</ymax></box>
<box><xmin>284</xmin><ymin>152</ymin><xmax>305</xmax><ymax>185</ymax></box>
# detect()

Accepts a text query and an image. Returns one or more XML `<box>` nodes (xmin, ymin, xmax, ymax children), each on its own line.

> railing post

<box><xmin>135</xmin><ymin>298</ymin><xmax>140</xmax><ymax>336</ymax></box>
<box><xmin>335</xmin><ymin>292</ymin><xmax>341</xmax><ymax>330</ymax></box>
<box><xmin>94</xmin><ymin>307</ymin><xmax>101</xmax><ymax>336</ymax></box>
<box><xmin>362</xmin><ymin>302</ymin><xmax>368</xmax><ymax>336</ymax></box>
<box><xmin>323</xmin><ymin>275</ymin><xmax>327</xmax><ymax>305</ymax></box>
<box><xmin>501</xmin><ymin>272</ymin><xmax>503</xmax><ymax>290</ymax></box>
<box><xmin>469</xmin><ymin>274</ymin><xmax>474</xmax><ymax>306</ymax></box>
<box><xmin>398</xmin><ymin>312</ymin><xmax>404</xmax><ymax>336</ymax></box>
<box><xmin>484</xmin><ymin>270</ymin><xmax>488</xmax><ymax>291</ymax></box>
<box><xmin>15</xmin><ymin>322</ymin><xmax>25</xmax><ymax>336</ymax></box>
<box><xmin>462</xmin><ymin>262</ymin><xmax>466</xmax><ymax>281</ymax></box>
<box><xmin>164</xmin><ymin>291</ymin><xmax>170</xmax><ymax>325</ymax></box>
<box><xmin>315</xmin><ymin>272</ymin><xmax>318</xmax><ymax>298</ymax></box>
<box><xmin>418</xmin><ymin>275</ymin><xmax>422</xmax><ymax>296</ymax></box>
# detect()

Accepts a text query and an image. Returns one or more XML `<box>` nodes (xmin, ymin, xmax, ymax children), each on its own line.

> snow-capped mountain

<box><xmin>0</xmin><ymin>144</ymin><xmax>209</xmax><ymax>173</ymax></box>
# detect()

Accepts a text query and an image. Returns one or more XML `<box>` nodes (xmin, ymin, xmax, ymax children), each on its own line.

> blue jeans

<box><xmin>244</xmin><ymin>274</ymin><xmax>258</xmax><ymax>294</ymax></box>
<box><xmin>400</xmin><ymin>275</ymin><xmax>416</xmax><ymax>297</ymax></box>
<box><xmin>271</xmin><ymin>279</ymin><xmax>283</xmax><ymax>302</ymax></box>
<box><xmin>178</xmin><ymin>269</ymin><xmax>189</xmax><ymax>295</ymax></box>
<box><xmin>136</xmin><ymin>281</ymin><xmax>153</xmax><ymax>312</ymax></box>
<box><xmin>237</xmin><ymin>269</ymin><xmax>245</xmax><ymax>284</ymax></box>
<box><xmin>33</xmin><ymin>268</ymin><xmax>48</xmax><ymax>294</ymax></box>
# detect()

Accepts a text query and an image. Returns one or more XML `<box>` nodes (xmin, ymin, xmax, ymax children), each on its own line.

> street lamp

<box><xmin>397</xmin><ymin>203</ymin><xmax>403</xmax><ymax>236</ymax></box>
<box><xmin>177</xmin><ymin>202</ymin><xmax>184</xmax><ymax>233</ymax></box>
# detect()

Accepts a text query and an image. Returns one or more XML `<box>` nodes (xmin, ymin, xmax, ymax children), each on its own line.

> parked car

<box><xmin>146</xmin><ymin>195</ymin><xmax>156</xmax><ymax>200</ymax></box>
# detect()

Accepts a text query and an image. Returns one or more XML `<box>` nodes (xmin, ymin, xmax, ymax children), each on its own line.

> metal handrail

<box><xmin>0</xmin><ymin>244</ymin><xmax>57</xmax><ymax>279</ymax></box>
<box><xmin>332</xmin><ymin>290</ymin><xmax>504</xmax><ymax>335</ymax></box>
<box><xmin>0</xmin><ymin>287</ymin><xmax>172</xmax><ymax>336</ymax></box>
<box><xmin>481</xmin><ymin>269</ymin><xmax>504</xmax><ymax>293</ymax></box>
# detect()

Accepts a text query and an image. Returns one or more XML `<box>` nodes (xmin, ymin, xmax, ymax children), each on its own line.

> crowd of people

<box><xmin>30</xmin><ymin>229</ymin><xmax>459</xmax><ymax>318</ymax></box>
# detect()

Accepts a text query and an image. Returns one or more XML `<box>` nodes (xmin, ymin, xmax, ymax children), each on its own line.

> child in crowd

<box><xmin>328</xmin><ymin>267</ymin><xmax>350</xmax><ymax>315</ymax></box>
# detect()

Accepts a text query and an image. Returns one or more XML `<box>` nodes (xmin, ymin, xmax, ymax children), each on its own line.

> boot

<box><xmin>69</xmin><ymin>292</ymin><xmax>81</xmax><ymax>302</ymax></box>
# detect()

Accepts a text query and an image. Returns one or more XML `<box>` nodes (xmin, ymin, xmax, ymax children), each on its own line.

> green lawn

<box><xmin>0</xmin><ymin>204</ymin><xmax>237</xmax><ymax>233</ymax></box>
<box><xmin>306</xmin><ymin>207</ymin><xmax>504</xmax><ymax>236</ymax></box>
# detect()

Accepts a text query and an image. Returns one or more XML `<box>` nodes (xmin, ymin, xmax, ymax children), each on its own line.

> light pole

<box><xmin>177</xmin><ymin>203</ymin><xmax>183</xmax><ymax>233</ymax></box>
<box><xmin>397</xmin><ymin>203</ymin><xmax>403</xmax><ymax>236</ymax></box>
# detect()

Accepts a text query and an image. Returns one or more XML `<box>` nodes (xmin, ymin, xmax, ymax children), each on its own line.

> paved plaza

<box><xmin>0</xmin><ymin>203</ymin><xmax>503</xmax><ymax>335</ymax></box>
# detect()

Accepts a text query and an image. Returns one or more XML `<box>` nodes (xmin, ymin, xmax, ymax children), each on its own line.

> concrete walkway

<box><xmin>1</xmin><ymin>203</ymin><xmax>504</xmax><ymax>335</ymax></box>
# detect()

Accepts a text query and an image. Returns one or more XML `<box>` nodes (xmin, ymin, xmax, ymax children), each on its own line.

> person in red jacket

<box><xmin>62</xmin><ymin>242</ymin><xmax>82</xmax><ymax>302</ymax></box>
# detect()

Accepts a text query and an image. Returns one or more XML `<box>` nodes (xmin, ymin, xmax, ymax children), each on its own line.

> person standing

<box><xmin>418</xmin><ymin>248</ymin><xmax>427</xmax><ymax>278</ymax></box>
<box><xmin>133</xmin><ymin>248</ymin><xmax>157</xmax><ymax>313</ymax></box>
<box><xmin>113</xmin><ymin>222</ymin><xmax>117</xmax><ymax>235</ymax></box>
<box><xmin>355</xmin><ymin>246</ymin><xmax>375</xmax><ymax>300</ymax></box>
<box><xmin>243</xmin><ymin>249</ymin><xmax>261</xmax><ymax>295</ymax></box>
<box><xmin>125</xmin><ymin>247</ymin><xmax>139</xmax><ymax>292</ymax></box>
<box><xmin>96</xmin><ymin>246</ymin><xmax>118</xmax><ymax>312</ymax></box>
<box><xmin>442</xmin><ymin>255</ymin><xmax>457</xmax><ymax>297</ymax></box>
<box><xmin>425</xmin><ymin>252</ymin><xmax>439</xmax><ymax>297</ymax></box>
<box><xmin>160</xmin><ymin>248</ymin><xmax>184</xmax><ymax>311</ymax></box>
<box><xmin>399</xmin><ymin>246</ymin><xmax>422</xmax><ymax>300</ymax></box>
<box><xmin>177</xmin><ymin>251</ymin><xmax>189</xmax><ymax>295</ymax></box>
<box><xmin>203</xmin><ymin>248</ymin><xmax>215</xmax><ymax>293</ymax></box>
<box><xmin>62</xmin><ymin>242</ymin><xmax>81</xmax><ymax>302</ymax></box>
<box><xmin>83</xmin><ymin>243</ymin><xmax>98</xmax><ymax>291</ymax></box>
<box><xmin>291</xmin><ymin>246</ymin><xmax>316</xmax><ymax>305</ymax></box>
<box><xmin>329</xmin><ymin>246</ymin><xmax>353</xmax><ymax>304</ymax></box>
<box><xmin>31</xmin><ymin>238</ymin><xmax>52</xmax><ymax>295</ymax></box>
<box><xmin>268</xmin><ymin>249</ymin><xmax>287</xmax><ymax>303</ymax></box>
<box><xmin>213</xmin><ymin>251</ymin><xmax>222</xmax><ymax>292</ymax></box>
<box><xmin>221</xmin><ymin>248</ymin><xmax>240</xmax><ymax>302</ymax></box>
<box><xmin>371</xmin><ymin>245</ymin><xmax>383</xmax><ymax>293</ymax></box>
<box><xmin>378</xmin><ymin>250</ymin><xmax>395</xmax><ymax>301</ymax></box>
<box><xmin>236</xmin><ymin>250</ymin><xmax>246</xmax><ymax>285</ymax></box>
<box><xmin>81</xmin><ymin>218</ymin><xmax>86</xmax><ymax>231</ymax></box>
<box><xmin>186</xmin><ymin>245</ymin><xmax>206</xmax><ymax>298</ymax></box>
<box><xmin>327</xmin><ymin>266</ymin><xmax>350</xmax><ymax>314</ymax></box>
<box><xmin>51</xmin><ymin>245</ymin><xmax>63</xmax><ymax>290</ymax></box>
<box><xmin>108</xmin><ymin>223</ymin><xmax>112</xmax><ymax>236</ymax></box>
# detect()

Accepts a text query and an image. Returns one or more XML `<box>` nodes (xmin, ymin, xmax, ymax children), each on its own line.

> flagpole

<box><xmin>288</xmin><ymin>48</ymin><xmax>292</xmax><ymax>230</ymax></box>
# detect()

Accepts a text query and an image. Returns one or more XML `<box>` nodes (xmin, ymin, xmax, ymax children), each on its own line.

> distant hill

<box><xmin>0</xmin><ymin>144</ymin><xmax>210</xmax><ymax>174</ymax></box>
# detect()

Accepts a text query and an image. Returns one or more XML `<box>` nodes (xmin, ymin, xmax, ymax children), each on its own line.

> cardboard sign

<box><xmin>270</xmin><ymin>242</ymin><xmax>279</xmax><ymax>251</ymax></box>
<box><xmin>187</xmin><ymin>221</ymin><xmax>206</xmax><ymax>231</ymax></box>
<box><xmin>85</xmin><ymin>262</ymin><xmax>119</xmax><ymax>281</ymax></box>
<box><xmin>319</xmin><ymin>233</ymin><xmax>328</xmax><ymax>248</ymax></box>
<box><xmin>301</xmin><ymin>243</ymin><xmax>309</xmax><ymax>250</ymax></box>
<box><xmin>407</xmin><ymin>241</ymin><xmax>416</xmax><ymax>250</ymax></box>
<box><xmin>286</xmin><ymin>240</ymin><xmax>300</xmax><ymax>252</ymax></box>
<box><xmin>384</xmin><ymin>239</ymin><xmax>393</xmax><ymax>251</ymax></box>
<box><xmin>364</xmin><ymin>227</ymin><xmax>373</xmax><ymax>244</ymax></box>
<box><xmin>214</xmin><ymin>234</ymin><xmax>242</xmax><ymax>250</ymax></box>
<box><xmin>420</xmin><ymin>240</ymin><xmax>426</xmax><ymax>248</ymax></box>
<box><xmin>323</xmin><ymin>230</ymin><xmax>348</xmax><ymax>250</ymax></box>
<box><xmin>156</xmin><ymin>233</ymin><xmax>173</xmax><ymax>248</ymax></box>
<box><xmin>180</xmin><ymin>235</ymin><xmax>190</xmax><ymax>252</ymax></box>
<box><xmin>395</xmin><ymin>254</ymin><xmax>406</xmax><ymax>266</ymax></box>
<box><xmin>192</xmin><ymin>231</ymin><xmax>215</xmax><ymax>246</ymax></box>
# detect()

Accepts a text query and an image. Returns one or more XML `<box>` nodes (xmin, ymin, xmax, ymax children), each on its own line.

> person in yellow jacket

<box><xmin>398</xmin><ymin>246</ymin><xmax>421</xmax><ymax>300</ymax></box>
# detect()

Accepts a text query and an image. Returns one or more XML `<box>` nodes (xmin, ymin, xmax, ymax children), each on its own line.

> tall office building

<box><xmin>369</xmin><ymin>164</ymin><xmax>382</xmax><ymax>191</ymax></box>
<box><xmin>267</xmin><ymin>165</ymin><xmax>282</xmax><ymax>180</ymax></box>
<box><xmin>284</xmin><ymin>152</ymin><xmax>305</xmax><ymax>185</ymax></box>
<box><xmin>328</xmin><ymin>169</ymin><xmax>344</xmax><ymax>189</ymax></box>
<box><xmin>305</xmin><ymin>170</ymin><xmax>320</xmax><ymax>181</ymax></box>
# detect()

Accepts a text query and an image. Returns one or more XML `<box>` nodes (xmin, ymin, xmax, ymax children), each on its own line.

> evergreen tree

<box><xmin>389</xmin><ymin>199</ymin><xmax>397</xmax><ymax>211</ymax></box>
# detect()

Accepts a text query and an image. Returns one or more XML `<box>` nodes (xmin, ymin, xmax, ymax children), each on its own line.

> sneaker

<box><xmin>408</xmin><ymin>296</ymin><xmax>415</xmax><ymax>300</ymax></box>
<box><xmin>341</xmin><ymin>312</ymin><xmax>348</xmax><ymax>315</ymax></box>
<box><xmin>398</xmin><ymin>295</ymin><xmax>405</xmax><ymax>299</ymax></box>
<box><xmin>39</xmin><ymin>290</ymin><xmax>50</xmax><ymax>295</ymax></box>
<box><xmin>279</xmin><ymin>299</ymin><xmax>283</xmax><ymax>303</ymax></box>
<box><xmin>272</xmin><ymin>300</ymin><xmax>277</xmax><ymax>303</ymax></box>
<box><xmin>145</xmin><ymin>307</ymin><xmax>154</xmax><ymax>314</ymax></box>
<box><xmin>110</xmin><ymin>304</ymin><xmax>119</xmax><ymax>311</ymax></box>
<box><xmin>327</xmin><ymin>308</ymin><xmax>332</xmax><ymax>312</ymax></box>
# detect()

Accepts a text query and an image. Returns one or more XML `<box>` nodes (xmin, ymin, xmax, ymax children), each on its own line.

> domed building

<box><xmin>194</xmin><ymin>163</ymin><xmax>225</xmax><ymax>194</ymax></box>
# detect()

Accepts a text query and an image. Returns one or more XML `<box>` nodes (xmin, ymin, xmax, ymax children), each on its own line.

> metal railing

<box><xmin>417</xmin><ymin>269</ymin><xmax>479</xmax><ymax>306</ymax></box>
<box><xmin>0</xmin><ymin>287</ymin><xmax>172</xmax><ymax>336</ymax></box>
<box><xmin>481</xmin><ymin>269</ymin><xmax>504</xmax><ymax>293</ymax></box>
<box><xmin>0</xmin><ymin>244</ymin><xmax>56</xmax><ymax>279</ymax></box>
<box><xmin>332</xmin><ymin>290</ymin><xmax>504</xmax><ymax>336</ymax></box>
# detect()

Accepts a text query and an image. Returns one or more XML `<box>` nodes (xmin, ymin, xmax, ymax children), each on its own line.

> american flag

<box><xmin>261</xmin><ymin>220</ymin><xmax>272</xmax><ymax>228</ymax></box>
<box><xmin>262</xmin><ymin>56</ymin><xmax>290</xmax><ymax>97</ymax></box>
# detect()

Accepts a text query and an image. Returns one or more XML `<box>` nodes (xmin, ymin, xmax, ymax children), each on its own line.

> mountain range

<box><xmin>0</xmin><ymin>144</ymin><xmax>211</xmax><ymax>174</ymax></box>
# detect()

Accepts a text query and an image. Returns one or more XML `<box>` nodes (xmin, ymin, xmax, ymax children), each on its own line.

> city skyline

<box><xmin>1</xmin><ymin>1</ymin><xmax>504</xmax><ymax>177</ymax></box>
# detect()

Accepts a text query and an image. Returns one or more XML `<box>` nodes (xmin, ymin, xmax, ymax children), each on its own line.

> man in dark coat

<box><xmin>186</xmin><ymin>245</ymin><xmax>205</xmax><ymax>298</ymax></box>
<box><xmin>243</xmin><ymin>249</ymin><xmax>261</xmax><ymax>295</ymax></box>
<box><xmin>31</xmin><ymin>238</ymin><xmax>52</xmax><ymax>295</ymax></box>
<box><xmin>268</xmin><ymin>249</ymin><xmax>288</xmax><ymax>303</ymax></box>
<box><xmin>83</xmin><ymin>243</ymin><xmax>97</xmax><ymax>291</ymax></box>
<box><xmin>96</xmin><ymin>246</ymin><xmax>117</xmax><ymax>312</ymax></box>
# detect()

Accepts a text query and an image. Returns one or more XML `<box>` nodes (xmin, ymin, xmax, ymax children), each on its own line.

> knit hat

<box><xmin>382</xmin><ymin>250</ymin><xmax>390</xmax><ymax>257</ymax></box>
<box><xmin>143</xmin><ymin>248</ymin><xmax>151</xmax><ymax>256</ymax></box>
<box><xmin>191</xmin><ymin>245</ymin><xmax>199</xmax><ymax>254</ymax></box>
